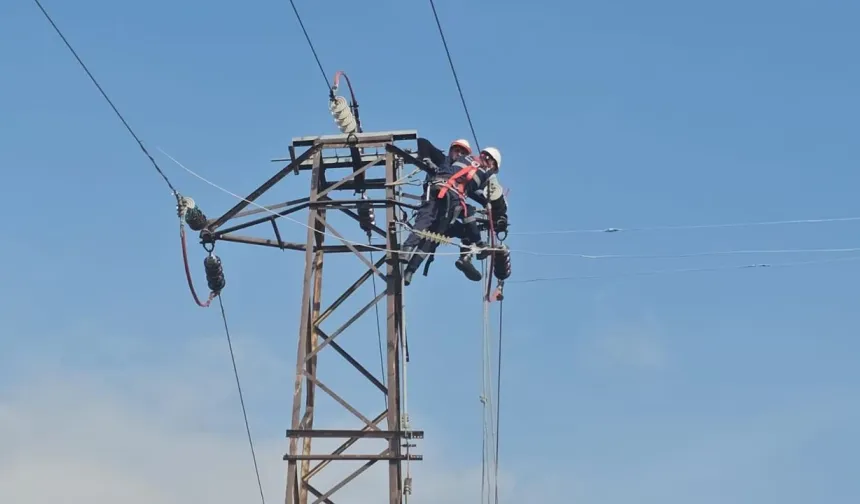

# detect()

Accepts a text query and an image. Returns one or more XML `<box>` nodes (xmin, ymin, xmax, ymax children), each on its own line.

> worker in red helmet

<box><xmin>403</xmin><ymin>137</ymin><xmax>475</xmax><ymax>284</ymax></box>
<box><xmin>416</xmin><ymin>137</ymin><xmax>473</xmax><ymax>169</ymax></box>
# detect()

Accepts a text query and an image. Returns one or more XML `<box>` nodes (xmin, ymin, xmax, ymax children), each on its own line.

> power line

<box><xmin>509</xmin><ymin>216</ymin><xmax>860</xmax><ymax>236</ymax></box>
<box><xmin>218</xmin><ymin>296</ymin><xmax>267</xmax><ymax>504</ymax></box>
<box><xmin>427</xmin><ymin>0</ymin><xmax>480</xmax><ymax>151</ymax></box>
<box><xmin>34</xmin><ymin>5</ymin><xmax>264</xmax><ymax>499</ymax></box>
<box><xmin>32</xmin><ymin>0</ymin><xmax>179</xmax><ymax>198</ymax></box>
<box><xmin>507</xmin><ymin>254</ymin><xmax>860</xmax><ymax>284</ymax></box>
<box><xmin>156</xmin><ymin>155</ymin><xmax>860</xmax><ymax>263</ymax></box>
<box><xmin>513</xmin><ymin>246</ymin><xmax>860</xmax><ymax>259</ymax></box>
<box><xmin>287</xmin><ymin>0</ymin><xmax>332</xmax><ymax>92</ymax></box>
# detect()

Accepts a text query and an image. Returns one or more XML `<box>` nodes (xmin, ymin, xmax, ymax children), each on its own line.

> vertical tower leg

<box><xmin>385</xmin><ymin>151</ymin><xmax>404</xmax><ymax>504</ymax></box>
<box><xmin>286</xmin><ymin>150</ymin><xmax>325</xmax><ymax>504</ymax></box>
<box><xmin>199</xmin><ymin>130</ymin><xmax>426</xmax><ymax>504</ymax></box>
<box><xmin>270</xmin><ymin>131</ymin><xmax>423</xmax><ymax>504</ymax></box>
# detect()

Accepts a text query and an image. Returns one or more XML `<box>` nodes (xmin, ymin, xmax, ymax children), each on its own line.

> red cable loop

<box><xmin>332</xmin><ymin>70</ymin><xmax>362</xmax><ymax>133</ymax></box>
<box><xmin>179</xmin><ymin>221</ymin><xmax>215</xmax><ymax>308</ymax></box>
<box><xmin>332</xmin><ymin>70</ymin><xmax>358</xmax><ymax>104</ymax></box>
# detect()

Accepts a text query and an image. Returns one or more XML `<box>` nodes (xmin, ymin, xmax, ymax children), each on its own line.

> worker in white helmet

<box><xmin>468</xmin><ymin>147</ymin><xmax>509</xmax><ymax>237</ymax></box>
<box><xmin>450</xmin><ymin>147</ymin><xmax>508</xmax><ymax>277</ymax></box>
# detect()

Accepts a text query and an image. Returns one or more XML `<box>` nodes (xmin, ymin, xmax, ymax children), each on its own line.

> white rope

<box><xmin>510</xmin><ymin>216</ymin><xmax>860</xmax><ymax>235</ymax></box>
<box><xmin>162</xmin><ymin>148</ymin><xmax>860</xmax><ymax>263</ymax></box>
<box><xmin>397</xmin><ymin>160</ymin><xmax>414</xmax><ymax>501</ymax></box>
<box><xmin>479</xmin><ymin>261</ymin><xmax>499</xmax><ymax>504</ymax></box>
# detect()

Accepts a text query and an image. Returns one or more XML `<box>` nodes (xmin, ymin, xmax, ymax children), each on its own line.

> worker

<box><xmin>401</xmin><ymin>146</ymin><xmax>505</xmax><ymax>285</ymax></box>
<box><xmin>400</xmin><ymin>154</ymin><xmax>462</xmax><ymax>286</ymax></box>
<box><xmin>449</xmin><ymin>147</ymin><xmax>509</xmax><ymax>279</ymax></box>
<box><xmin>406</xmin><ymin>137</ymin><xmax>479</xmax><ymax>283</ymax></box>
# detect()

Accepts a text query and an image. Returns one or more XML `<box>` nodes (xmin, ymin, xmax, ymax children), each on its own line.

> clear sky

<box><xmin>2</xmin><ymin>0</ymin><xmax>859</xmax><ymax>503</ymax></box>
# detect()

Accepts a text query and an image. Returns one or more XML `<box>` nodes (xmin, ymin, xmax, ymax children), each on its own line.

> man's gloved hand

<box><xmin>421</xmin><ymin>157</ymin><xmax>438</xmax><ymax>172</ymax></box>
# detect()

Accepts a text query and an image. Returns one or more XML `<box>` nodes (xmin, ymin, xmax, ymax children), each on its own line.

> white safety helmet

<box><xmin>480</xmin><ymin>147</ymin><xmax>502</xmax><ymax>169</ymax></box>
<box><xmin>450</xmin><ymin>138</ymin><xmax>472</xmax><ymax>154</ymax></box>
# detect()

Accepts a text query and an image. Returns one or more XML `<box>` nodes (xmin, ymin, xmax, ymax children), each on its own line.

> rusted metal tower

<box><xmin>201</xmin><ymin>130</ymin><xmax>426</xmax><ymax>504</ymax></box>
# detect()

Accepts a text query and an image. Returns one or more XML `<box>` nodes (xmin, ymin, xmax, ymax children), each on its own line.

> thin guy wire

<box><xmin>218</xmin><ymin>296</ymin><xmax>267</xmax><ymax>504</ymax></box>
<box><xmin>161</xmin><ymin>149</ymin><xmax>860</xmax><ymax>262</ymax></box>
<box><xmin>427</xmin><ymin>0</ymin><xmax>480</xmax><ymax>151</ymax></box>
<box><xmin>369</xmin><ymin>248</ymin><xmax>387</xmax><ymax>393</ymax></box>
<box><xmin>508</xmin><ymin>254</ymin><xmax>860</xmax><ymax>284</ymax></box>
<box><xmin>510</xmin><ymin>216</ymin><xmax>860</xmax><ymax>236</ymax></box>
<box><xmin>33</xmin><ymin>0</ymin><xmax>179</xmax><ymax>197</ymax></box>
<box><xmin>287</xmin><ymin>0</ymin><xmax>332</xmax><ymax>91</ymax></box>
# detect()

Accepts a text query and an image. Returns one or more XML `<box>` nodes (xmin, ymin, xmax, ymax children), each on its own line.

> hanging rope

<box><xmin>493</xmin><ymin>299</ymin><xmax>504</xmax><ymax>504</ymax></box>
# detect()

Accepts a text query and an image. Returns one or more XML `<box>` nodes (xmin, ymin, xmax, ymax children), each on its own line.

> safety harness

<box><xmin>419</xmin><ymin>159</ymin><xmax>488</xmax><ymax>277</ymax></box>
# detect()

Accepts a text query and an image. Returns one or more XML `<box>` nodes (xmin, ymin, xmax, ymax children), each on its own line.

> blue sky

<box><xmin>2</xmin><ymin>0</ymin><xmax>859</xmax><ymax>502</ymax></box>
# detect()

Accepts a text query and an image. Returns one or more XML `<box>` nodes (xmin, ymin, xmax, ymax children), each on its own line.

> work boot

<box><xmin>403</xmin><ymin>253</ymin><xmax>424</xmax><ymax>287</ymax></box>
<box><xmin>455</xmin><ymin>255</ymin><xmax>482</xmax><ymax>282</ymax></box>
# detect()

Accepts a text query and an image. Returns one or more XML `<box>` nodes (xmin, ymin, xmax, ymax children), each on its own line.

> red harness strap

<box><xmin>437</xmin><ymin>161</ymin><xmax>481</xmax><ymax>214</ymax></box>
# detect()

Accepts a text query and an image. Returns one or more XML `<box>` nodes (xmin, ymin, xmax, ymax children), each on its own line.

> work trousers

<box><xmin>446</xmin><ymin>204</ymin><xmax>483</xmax><ymax>246</ymax></box>
<box><xmin>401</xmin><ymin>188</ymin><xmax>459</xmax><ymax>274</ymax></box>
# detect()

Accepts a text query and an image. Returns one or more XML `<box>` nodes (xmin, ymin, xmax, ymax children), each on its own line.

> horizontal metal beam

<box><xmin>286</xmin><ymin>429</ymin><xmax>424</xmax><ymax>439</ymax></box>
<box><xmin>320</xmin><ymin>178</ymin><xmax>388</xmax><ymax>191</ymax></box>
<box><xmin>291</xmin><ymin>130</ymin><xmax>417</xmax><ymax>147</ymax></box>
<box><xmin>215</xmin><ymin>234</ymin><xmax>387</xmax><ymax>252</ymax></box>
<box><xmin>284</xmin><ymin>454</ymin><xmax>423</xmax><ymax>461</ymax></box>
<box><xmin>208</xmin><ymin>144</ymin><xmax>321</xmax><ymax>230</ymax></box>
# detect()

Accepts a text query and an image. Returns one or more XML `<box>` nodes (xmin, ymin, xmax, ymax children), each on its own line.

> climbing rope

<box><xmin>493</xmin><ymin>299</ymin><xmax>504</xmax><ymax>504</ymax></box>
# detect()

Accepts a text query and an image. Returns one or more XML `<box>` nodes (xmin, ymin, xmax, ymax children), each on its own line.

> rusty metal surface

<box><xmin>210</xmin><ymin>131</ymin><xmax>421</xmax><ymax>504</ymax></box>
<box><xmin>199</xmin><ymin>131</ymin><xmax>422</xmax><ymax>504</ymax></box>
<box><xmin>208</xmin><ymin>144</ymin><xmax>321</xmax><ymax>230</ymax></box>
<box><xmin>291</xmin><ymin>130</ymin><xmax>417</xmax><ymax>146</ymax></box>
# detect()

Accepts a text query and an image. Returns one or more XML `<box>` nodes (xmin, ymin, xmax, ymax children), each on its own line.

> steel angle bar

<box><xmin>316</xmin><ymin>216</ymin><xmax>387</xmax><ymax>280</ymax></box>
<box><xmin>305</xmin><ymin>411</ymin><xmax>388</xmax><ymax>479</ymax></box>
<box><xmin>305</xmin><ymin>289</ymin><xmax>388</xmax><ymax>363</ymax></box>
<box><xmin>302</xmin><ymin>372</ymin><xmax>379</xmax><ymax>430</ymax></box>
<box><xmin>315</xmin><ymin>255</ymin><xmax>387</xmax><ymax>327</ymax></box>
<box><xmin>310</xmin><ymin>455</ymin><xmax>382</xmax><ymax>504</ymax></box>
<box><xmin>213</xmin><ymin>201</ymin><xmax>310</xmax><ymax>236</ymax></box>
<box><xmin>209</xmin><ymin>143</ymin><xmax>321</xmax><ymax>230</ymax></box>
<box><xmin>317</xmin><ymin>156</ymin><xmax>384</xmax><ymax>199</ymax></box>
<box><xmin>315</xmin><ymin>328</ymin><xmax>387</xmax><ymax>394</ymax></box>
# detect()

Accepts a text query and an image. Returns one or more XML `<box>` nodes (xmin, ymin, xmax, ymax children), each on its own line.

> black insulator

<box><xmin>357</xmin><ymin>195</ymin><xmax>375</xmax><ymax>234</ymax></box>
<box><xmin>493</xmin><ymin>246</ymin><xmax>512</xmax><ymax>281</ymax></box>
<box><xmin>185</xmin><ymin>207</ymin><xmax>208</xmax><ymax>231</ymax></box>
<box><xmin>203</xmin><ymin>255</ymin><xmax>226</xmax><ymax>293</ymax></box>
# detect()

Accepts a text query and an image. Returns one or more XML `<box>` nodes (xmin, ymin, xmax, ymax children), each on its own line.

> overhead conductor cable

<box><xmin>33</xmin><ymin>3</ymin><xmax>265</xmax><ymax>501</ymax></box>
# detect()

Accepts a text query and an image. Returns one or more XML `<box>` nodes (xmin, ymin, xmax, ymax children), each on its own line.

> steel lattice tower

<box><xmin>201</xmin><ymin>130</ymin><xmax>427</xmax><ymax>504</ymax></box>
